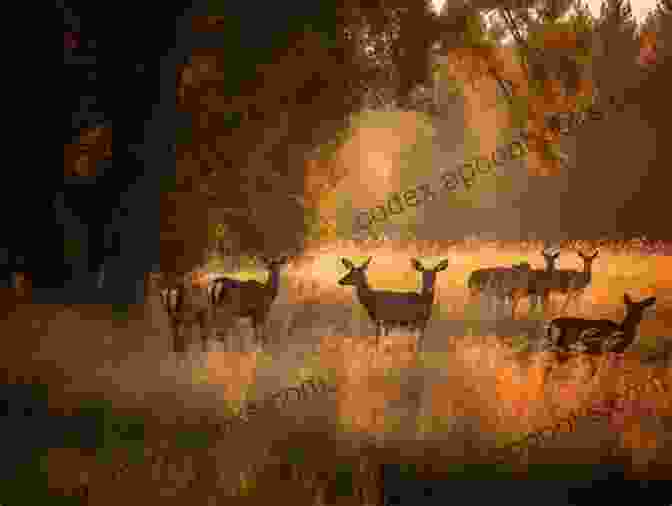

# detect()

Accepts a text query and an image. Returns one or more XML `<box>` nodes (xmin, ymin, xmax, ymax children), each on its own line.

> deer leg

<box><xmin>574</xmin><ymin>290</ymin><xmax>584</xmax><ymax>315</ymax></box>
<box><xmin>172</xmin><ymin>321</ymin><xmax>188</xmax><ymax>368</ymax></box>
<box><xmin>172</xmin><ymin>321</ymin><xmax>186</xmax><ymax>354</ymax></box>
<box><xmin>198</xmin><ymin>311</ymin><xmax>209</xmax><ymax>353</ymax></box>
<box><xmin>418</xmin><ymin>326</ymin><xmax>426</xmax><ymax>352</ymax></box>
<box><xmin>253</xmin><ymin>317</ymin><xmax>267</xmax><ymax>347</ymax></box>
<box><xmin>260</xmin><ymin>320</ymin><xmax>268</xmax><ymax>346</ymax></box>
<box><xmin>541</xmin><ymin>290</ymin><xmax>552</xmax><ymax>319</ymax></box>
<box><xmin>511</xmin><ymin>293</ymin><xmax>520</xmax><ymax>320</ymax></box>
<box><xmin>559</xmin><ymin>291</ymin><xmax>574</xmax><ymax>316</ymax></box>
<box><xmin>252</xmin><ymin>317</ymin><xmax>261</xmax><ymax>346</ymax></box>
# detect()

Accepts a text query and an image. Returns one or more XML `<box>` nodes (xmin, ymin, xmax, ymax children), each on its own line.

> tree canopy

<box><xmin>55</xmin><ymin>0</ymin><xmax>671</xmax><ymax>295</ymax></box>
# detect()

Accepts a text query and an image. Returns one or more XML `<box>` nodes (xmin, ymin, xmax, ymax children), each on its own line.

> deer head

<box><xmin>338</xmin><ymin>257</ymin><xmax>372</xmax><ymax>287</ymax></box>
<box><xmin>411</xmin><ymin>258</ymin><xmax>449</xmax><ymax>295</ymax></box>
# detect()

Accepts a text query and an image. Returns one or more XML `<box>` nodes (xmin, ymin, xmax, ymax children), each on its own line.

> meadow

<box><xmin>4</xmin><ymin>237</ymin><xmax>672</xmax><ymax>504</ymax></box>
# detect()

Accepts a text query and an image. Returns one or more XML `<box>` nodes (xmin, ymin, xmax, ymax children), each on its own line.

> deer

<box><xmin>338</xmin><ymin>257</ymin><xmax>449</xmax><ymax>349</ymax></box>
<box><xmin>468</xmin><ymin>262</ymin><xmax>533</xmax><ymax>319</ymax></box>
<box><xmin>209</xmin><ymin>256</ymin><xmax>288</xmax><ymax>347</ymax></box>
<box><xmin>526</xmin><ymin>248</ymin><xmax>561</xmax><ymax>316</ymax></box>
<box><xmin>540</xmin><ymin>250</ymin><xmax>599</xmax><ymax>317</ymax></box>
<box><xmin>544</xmin><ymin>294</ymin><xmax>656</xmax><ymax>365</ymax></box>
<box><xmin>159</xmin><ymin>269</ymin><xmax>213</xmax><ymax>365</ymax></box>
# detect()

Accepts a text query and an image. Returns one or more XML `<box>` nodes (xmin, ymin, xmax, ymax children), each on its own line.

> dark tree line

<box><xmin>4</xmin><ymin>0</ymin><xmax>445</xmax><ymax>309</ymax></box>
<box><xmin>4</xmin><ymin>0</ymin><xmax>667</xmax><ymax>313</ymax></box>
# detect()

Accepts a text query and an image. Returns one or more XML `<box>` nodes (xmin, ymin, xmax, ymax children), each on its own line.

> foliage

<box><xmin>166</xmin><ymin>0</ymin><xmax>443</xmax><ymax>268</ymax></box>
<box><xmin>397</xmin><ymin>113</ymin><xmax>436</xmax><ymax>192</ymax></box>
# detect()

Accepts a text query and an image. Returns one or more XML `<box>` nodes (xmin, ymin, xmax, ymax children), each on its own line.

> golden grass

<box><xmin>29</xmin><ymin>238</ymin><xmax>672</xmax><ymax>501</ymax></box>
<box><xmin>285</xmin><ymin>238</ymin><xmax>672</xmax><ymax>332</ymax></box>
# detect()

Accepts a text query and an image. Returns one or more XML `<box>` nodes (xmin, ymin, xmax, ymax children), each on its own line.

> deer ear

<box><xmin>644</xmin><ymin>297</ymin><xmax>656</xmax><ymax>306</ymax></box>
<box><xmin>362</xmin><ymin>257</ymin><xmax>372</xmax><ymax>269</ymax></box>
<box><xmin>624</xmin><ymin>293</ymin><xmax>632</xmax><ymax>305</ymax></box>
<box><xmin>341</xmin><ymin>258</ymin><xmax>354</xmax><ymax>269</ymax></box>
<box><xmin>591</xmin><ymin>250</ymin><xmax>599</xmax><ymax>259</ymax></box>
<box><xmin>411</xmin><ymin>258</ymin><xmax>424</xmax><ymax>271</ymax></box>
<box><xmin>436</xmin><ymin>259</ymin><xmax>449</xmax><ymax>271</ymax></box>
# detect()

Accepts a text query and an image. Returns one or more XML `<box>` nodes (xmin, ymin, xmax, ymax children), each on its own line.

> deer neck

<box><xmin>619</xmin><ymin>311</ymin><xmax>642</xmax><ymax>336</ymax></box>
<box><xmin>265</xmin><ymin>267</ymin><xmax>281</xmax><ymax>298</ymax></box>
<box><xmin>420</xmin><ymin>274</ymin><xmax>437</xmax><ymax>302</ymax></box>
<box><xmin>354</xmin><ymin>277</ymin><xmax>374</xmax><ymax>304</ymax></box>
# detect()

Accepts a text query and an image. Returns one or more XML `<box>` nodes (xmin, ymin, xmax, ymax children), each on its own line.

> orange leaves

<box><xmin>64</xmin><ymin>126</ymin><xmax>112</xmax><ymax>177</ymax></box>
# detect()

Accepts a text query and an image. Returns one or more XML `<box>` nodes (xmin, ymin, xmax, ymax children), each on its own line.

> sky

<box><xmin>430</xmin><ymin>0</ymin><xmax>659</xmax><ymax>24</ymax></box>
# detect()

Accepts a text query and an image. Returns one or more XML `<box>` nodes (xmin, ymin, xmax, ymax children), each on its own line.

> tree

<box><xmin>553</xmin><ymin>0</ymin><xmax>672</xmax><ymax>240</ymax></box>
<box><xmin>435</xmin><ymin>1</ymin><xmax>603</xmax><ymax>175</ymax></box>
<box><xmin>170</xmin><ymin>0</ymin><xmax>445</xmax><ymax>267</ymax></box>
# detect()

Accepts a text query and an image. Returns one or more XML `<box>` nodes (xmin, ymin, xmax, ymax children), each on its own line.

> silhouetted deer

<box><xmin>338</xmin><ymin>257</ymin><xmax>449</xmax><ymax>349</ymax></box>
<box><xmin>210</xmin><ymin>256</ymin><xmax>288</xmax><ymax>347</ymax></box>
<box><xmin>527</xmin><ymin>248</ymin><xmax>561</xmax><ymax>315</ymax></box>
<box><xmin>545</xmin><ymin>293</ymin><xmax>656</xmax><ymax>356</ymax></box>
<box><xmin>468</xmin><ymin>262</ymin><xmax>533</xmax><ymax>319</ymax></box>
<box><xmin>160</xmin><ymin>269</ymin><xmax>213</xmax><ymax>363</ymax></box>
<box><xmin>543</xmin><ymin>250</ymin><xmax>599</xmax><ymax>317</ymax></box>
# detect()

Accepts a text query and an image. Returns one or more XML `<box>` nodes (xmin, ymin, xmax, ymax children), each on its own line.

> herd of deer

<box><xmin>157</xmin><ymin>247</ymin><xmax>656</xmax><ymax>364</ymax></box>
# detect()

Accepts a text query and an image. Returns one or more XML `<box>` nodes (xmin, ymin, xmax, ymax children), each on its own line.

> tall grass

<box><xmin>12</xmin><ymin>237</ymin><xmax>672</xmax><ymax>503</ymax></box>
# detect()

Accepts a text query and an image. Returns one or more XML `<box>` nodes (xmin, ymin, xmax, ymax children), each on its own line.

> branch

<box><xmin>499</xmin><ymin>8</ymin><xmax>530</xmax><ymax>82</ymax></box>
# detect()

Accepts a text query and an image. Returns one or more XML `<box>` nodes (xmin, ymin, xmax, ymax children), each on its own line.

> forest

<box><xmin>2</xmin><ymin>0</ymin><xmax>671</xmax><ymax>504</ymax></box>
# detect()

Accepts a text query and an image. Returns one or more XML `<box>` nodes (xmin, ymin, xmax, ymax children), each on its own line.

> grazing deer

<box><xmin>527</xmin><ymin>248</ymin><xmax>561</xmax><ymax>315</ymax></box>
<box><xmin>542</xmin><ymin>250</ymin><xmax>599</xmax><ymax>317</ymax></box>
<box><xmin>209</xmin><ymin>256</ymin><xmax>288</xmax><ymax>347</ymax></box>
<box><xmin>160</xmin><ymin>269</ymin><xmax>213</xmax><ymax>362</ymax></box>
<box><xmin>338</xmin><ymin>257</ymin><xmax>449</xmax><ymax>349</ymax></box>
<box><xmin>545</xmin><ymin>294</ymin><xmax>656</xmax><ymax>356</ymax></box>
<box><xmin>468</xmin><ymin>262</ymin><xmax>533</xmax><ymax>319</ymax></box>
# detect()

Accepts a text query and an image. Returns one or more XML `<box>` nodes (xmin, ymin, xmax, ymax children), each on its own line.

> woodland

<box><xmin>2</xmin><ymin>2</ymin><xmax>671</xmax><ymax>503</ymax></box>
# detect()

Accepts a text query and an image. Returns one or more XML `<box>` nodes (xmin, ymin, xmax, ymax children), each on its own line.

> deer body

<box><xmin>210</xmin><ymin>257</ymin><xmax>287</xmax><ymax>346</ymax></box>
<box><xmin>527</xmin><ymin>249</ymin><xmax>561</xmax><ymax>314</ymax></box>
<box><xmin>339</xmin><ymin>257</ymin><xmax>449</xmax><ymax>348</ymax></box>
<box><xmin>542</xmin><ymin>250</ymin><xmax>598</xmax><ymax>316</ymax></box>
<box><xmin>545</xmin><ymin>294</ymin><xmax>656</xmax><ymax>355</ymax></box>
<box><xmin>160</xmin><ymin>270</ymin><xmax>213</xmax><ymax>359</ymax></box>
<box><xmin>468</xmin><ymin>262</ymin><xmax>532</xmax><ymax>319</ymax></box>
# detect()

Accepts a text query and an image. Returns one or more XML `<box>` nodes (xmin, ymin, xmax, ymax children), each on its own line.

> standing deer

<box><xmin>338</xmin><ymin>257</ymin><xmax>449</xmax><ymax>349</ymax></box>
<box><xmin>210</xmin><ymin>256</ymin><xmax>288</xmax><ymax>347</ymax></box>
<box><xmin>545</xmin><ymin>293</ymin><xmax>656</xmax><ymax>356</ymax></box>
<box><xmin>542</xmin><ymin>250</ymin><xmax>599</xmax><ymax>317</ymax></box>
<box><xmin>160</xmin><ymin>269</ymin><xmax>213</xmax><ymax>364</ymax></box>
<box><xmin>468</xmin><ymin>262</ymin><xmax>533</xmax><ymax>319</ymax></box>
<box><xmin>527</xmin><ymin>248</ymin><xmax>561</xmax><ymax>315</ymax></box>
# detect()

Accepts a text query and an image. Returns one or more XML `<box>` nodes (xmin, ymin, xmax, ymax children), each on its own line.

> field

<box><xmin>3</xmin><ymin>238</ymin><xmax>672</xmax><ymax>504</ymax></box>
